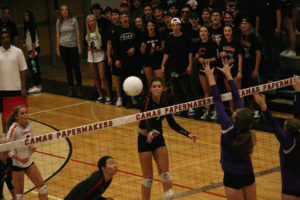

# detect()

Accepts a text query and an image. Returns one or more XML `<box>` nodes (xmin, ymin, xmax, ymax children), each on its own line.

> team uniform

<box><xmin>6</xmin><ymin>122</ymin><xmax>34</xmax><ymax>171</ymax></box>
<box><xmin>0</xmin><ymin>158</ymin><xmax>14</xmax><ymax>199</ymax></box>
<box><xmin>65</xmin><ymin>172</ymin><xmax>112</xmax><ymax>200</ymax></box>
<box><xmin>211</xmin><ymin>80</ymin><xmax>255</xmax><ymax>189</ymax></box>
<box><xmin>262</xmin><ymin>92</ymin><xmax>300</xmax><ymax>197</ymax></box>
<box><xmin>138</xmin><ymin>97</ymin><xmax>191</xmax><ymax>152</ymax></box>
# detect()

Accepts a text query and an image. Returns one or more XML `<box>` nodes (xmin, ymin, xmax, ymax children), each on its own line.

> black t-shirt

<box><xmin>196</xmin><ymin>39</ymin><xmax>218</xmax><ymax>69</ymax></box>
<box><xmin>255</xmin><ymin>0</ymin><xmax>281</xmax><ymax>35</ymax></box>
<box><xmin>161</xmin><ymin>27</ymin><xmax>173</xmax><ymax>41</ymax></box>
<box><xmin>97</xmin><ymin>17</ymin><xmax>111</xmax><ymax>51</ymax></box>
<box><xmin>188</xmin><ymin>28</ymin><xmax>201</xmax><ymax>55</ymax></box>
<box><xmin>164</xmin><ymin>33</ymin><xmax>192</xmax><ymax>73</ymax></box>
<box><xmin>219</xmin><ymin>39</ymin><xmax>243</xmax><ymax>73</ymax></box>
<box><xmin>181</xmin><ymin>21</ymin><xmax>192</xmax><ymax>35</ymax></box>
<box><xmin>155</xmin><ymin>21</ymin><xmax>167</xmax><ymax>34</ymax></box>
<box><xmin>209</xmin><ymin>25</ymin><xmax>224</xmax><ymax>46</ymax></box>
<box><xmin>0</xmin><ymin>19</ymin><xmax>18</xmax><ymax>44</ymax></box>
<box><xmin>141</xmin><ymin>34</ymin><xmax>163</xmax><ymax>67</ymax></box>
<box><xmin>240</xmin><ymin>33</ymin><xmax>261</xmax><ymax>74</ymax></box>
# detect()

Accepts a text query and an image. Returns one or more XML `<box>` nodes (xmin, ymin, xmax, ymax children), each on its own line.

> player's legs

<box><xmin>282</xmin><ymin>194</ymin><xmax>300</xmax><ymax>200</ymax></box>
<box><xmin>225</xmin><ymin>187</ymin><xmax>245</xmax><ymax>200</ymax></box>
<box><xmin>12</xmin><ymin>170</ymin><xmax>25</xmax><ymax>199</ymax></box>
<box><xmin>25</xmin><ymin>164</ymin><xmax>48</xmax><ymax>200</ymax></box>
<box><xmin>153</xmin><ymin>146</ymin><xmax>173</xmax><ymax>196</ymax></box>
<box><xmin>138</xmin><ymin>151</ymin><xmax>153</xmax><ymax>200</ymax></box>
<box><xmin>243</xmin><ymin>182</ymin><xmax>256</xmax><ymax>200</ymax></box>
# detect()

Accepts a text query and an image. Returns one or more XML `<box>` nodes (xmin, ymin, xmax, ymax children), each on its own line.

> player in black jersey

<box><xmin>0</xmin><ymin>137</ymin><xmax>16</xmax><ymax>200</ymax></box>
<box><xmin>65</xmin><ymin>156</ymin><xmax>117</xmax><ymax>200</ymax></box>
<box><xmin>138</xmin><ymin>77</ymin><xmax>198</xmax><ymax>200</ymax></box>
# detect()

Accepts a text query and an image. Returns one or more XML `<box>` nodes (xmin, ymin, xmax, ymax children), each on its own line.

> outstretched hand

<box><xmin>188</xmin><ymin>134</ymin><xmax>198</xmax><ymax>142</ymax></box>
<box><xmin>253</xmin><ymin>93</ymin><xmax>267</xmax><ymax>112</ymax></box>
<box><xmin>217</xmin><ymin>58</ymin><xmax>233</xmax><ymax>80</ymax></box>
<box><xmin>200</xmin><ymin>61</ymin><xmax>215</xmax><ymax>77</ymax></box>
<box><xmin>292</xmin><ymin>74</ymin><xmax>300</xmax><ymax>92</ymax></box>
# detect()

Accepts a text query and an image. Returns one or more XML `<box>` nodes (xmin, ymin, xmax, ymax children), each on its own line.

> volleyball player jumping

<box><xmin>254</xmin><ymin>75</ymin><xmax>300</xmax><ymax>200</ymax></box>
<box><xmin>65</xmin><ymin>156</ymin><xmax>117</xmax><ymax>200</ymax></box>
<box><xmin>202</xmin><ymin>59</ymin><xmax>257</xmax><ymax>200</ymax></box>
<box><xmin>6</xmin><ymin>105</ymin><xmax>48</xmax><ymax>200</ymax></box>
<box><xmin>138</xmin><ymin>77</ymin><xmax>198</xmax><ymax>200</ymax></box>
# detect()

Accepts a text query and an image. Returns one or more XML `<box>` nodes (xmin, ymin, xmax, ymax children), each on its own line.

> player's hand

<box><xmin>251</xmin><ymin>70</ymin><xmax>258</xmax><ymax>79</ymax></box>
<box><xmin>292</xmin><ymin>74</ymin><xmax>300</xmax><ymax>92</ymax></box>
<box><xmin>253</xmin><ymin>93</ymin><xmax>267</xmax><ymax>111</ymax></box>
<box><xmin>200</xmin><ymin>61</ymin><xmax>215</xmax><ymax>77</ymax></box>
<box><xmin>147</xmin><ymin>131</ymin><xmax>159</xmax><ymax>143</ymax></box>
<box><xmin>188</xmin><ymin>134</ymin><xmax>198</xmax><ymax>142</ymax></box>
<box><xmin>30</xmin><ymin>145</ymin><xmax>36</xmax><ymax>154</ymax></box>
<box><xmin>19</xmin><ymin>157</ymin><xmax>29</xmax><ymax>163</ymax></box>
<box><xmin>115</xmin><ymin>60</ymin><xmax>122</xmax><ymax>68</ymax></box>
<box><xmin>217</xmin><ymin>58</ymin><xmax>233</xmax><ymax>80</ymax></box>
<box><xmin>127</xmin><ymin>47</ymin><xmax>135</xmax><ymax>56</ymax></box>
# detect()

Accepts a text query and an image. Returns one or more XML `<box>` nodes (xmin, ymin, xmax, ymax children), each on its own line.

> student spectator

<box><xmin>0</xmin><ymin>7</ymin><xmax>18</xmax><ymax>46</ymax></box>
<box><xmin>236</xmin><ymin>0</ymin><xmax>256</xmax><ymax>26</ymax></box>
<box><xmin>23</xmin><ymin>10</ymin><xmax>42</xmax><ymax>94</ymax></box>
<box><xmin>85</xmin><ymin>15</ymin><xmax>112</xmax><ymax>104</ymax></box>
<box><xmin>0</xmin><ymin>31</ymin><xmax>27</xmax><ymax>133</ymax></box>
<box><xmin>153</xmin><ymin>6</ymin><xmax>166</xmax><ymax>33</ymax></box>
<box><xmin>56</xmin><ymin>5</ymin><xmax>83</xmax><ymax>97</ymax></box>
<box><xmin>104</xmin><ymin>7</ymin><xmax>112</xmax><ymax>21</ymax></box>
<box><xmin>120</xmin><ymin>0</ymin><xmax>131</xmax><ymax>15</ymax></box>
<box><xmin>240</xmin><ymin>18</ymin><xmax>261</xmax><ymax>119</ymax></box>
<box><xmin>180</xmin><ymin>5</ymin><xmax>192</xmax><ymax>34</ymax></box>
<box><xmin>186</xmin><ymin>0</ymin><xmax>200</xmax><ymax>11</ymax></box>
<box><xmin>131</xmin><ymin>0</ymin><xmax>144</xmax><ymax>20</ymax></box>
<box><xmin>168</xmin><ymin>3</ymin><xmax>179</xmax><ymax>17</ymax></box>
<box><xmin>135</xmin><ymin>17</ymin><xmax>145</xmax><ymax>34</ymax></box>
<box><xmin>280</xmin><ymin>0</ymin><xmax>296</xmax><ymax>57</ymax></box>
<box><xmin>161</xmin><ymin>17</ymin><xmax>195</xmax><ymax>115</ymax></box>
<box><xmin>114</xmin><ymin>13</ymin><xmax>140</xmax><ymax>108</ymax></box>
<box><xmin>223</xmin><ymin>12</ymin><xmax>240</xmax><ymax>34</ymax></box>
<box><xmin>195</xmin><ymin>26</ymin><xmax>218</xmax><ymax>120</ymax></box>
<box><xmin>224</xmin><ymin>0</ymin><xmax>238</xmax><ymax>18</ymax></box>
<box><xmin>201</xmin><ymin>8</ymin><xmax>212</xmax><ymax>27</ymax></box>
<box><xmin>219</xmin><ymin>25</ymin><xmax>243</xmax><ymax>112</ymax></box>
<box><xmin>140</xmin><ymin>20</ymin><xmax>163</xmax><ymax>87</ymax></box>
<box><xmin>107</xmin><ymin>9</ymin><xmax>123</xmax><ymax>106</ymax></box>
<box><xmin>143</xmin><ymin>4</ymin><xmax>153</xmax><ymax>21</ymax></box>
<box><xmin>208</xmin><ymin>0</ymin><xmax>225</xmax><ymax>12</ymax></box>
<box><xmin>210</xmin><ymin>9</ymin><xmax>223</xmax><ymax>46</ymax></box>
<box><xmin>256</xmin><ymin>0</ymin><xmax>281</xmax><ymax>81</ymax></box>
<box><xmin>161</xmin><ymin>12</ymin><xmax>173</xmax><ymax>41</ymax></box>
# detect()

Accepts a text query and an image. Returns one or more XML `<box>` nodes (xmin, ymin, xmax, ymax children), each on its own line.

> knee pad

<box><xmin>16</xmin><ymin>194</ymin><xmax>23</xmax><ymax>200</ymax></box>
<box><xmin>38</xmin><ymin>185</ymin><xmax>47</xmax><ymax>195</ymax></box>
<box><xmin>165</xmin><ymin>188</ymin><xmax>174</xmax><ymax>197</ymax></box>
<box><xmin>142</xmin><ymin>178</ymin><xmax>153</xmax><ymax>188</ymax></box>
<box><xmin>160</xmin><ymin>171</ymin><xmax>171</xmax><ymax>182</ymax></box>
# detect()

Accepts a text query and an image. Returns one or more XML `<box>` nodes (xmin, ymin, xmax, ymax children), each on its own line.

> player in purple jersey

<box><xmin>202</xmin><ymin>59</ymin><xmax>257</xmax><ymax>200</ymax></box>
<box><xmin>254</xmin><ymin>75</ymin><xmax>300</xmax><ymax>199</ymax></box>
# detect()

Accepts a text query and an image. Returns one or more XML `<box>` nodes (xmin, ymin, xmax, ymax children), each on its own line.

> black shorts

<box><xmin>282</xmin><ymin>188</ymin><xmax>300</xmax><ymax>197</ymax></box>
<box><xmin>143</xmin><ymin>65</ymin><xmax>161</xmax><ymax>71</ymax></box>
<box><xmin>281</xmin><ymin>1</ymin><xmax>293</xmax><ymax>18</ymax></box>
<box><xmin>12</xmin><ymin>162</ymin><xmax>34</xmax><ymax>171</ymax></box>
<box><xmin>223</xmin><ymin>171</ymin><xmax>255</xmax><ymax>189</ymax></box>
<box><xmin>111</xmin><ymin>63</ymin><xmax>121</xmax><ymax>76</ymax></box>
<box><xmin>0</xmin><ymin>91</ymin><xmax>22</xmax><ymax>113</ymax></box>
<box><xmin>138</xmin><ymin>133</ymin><xmax>166</xmax><ymax>152</ymax></box>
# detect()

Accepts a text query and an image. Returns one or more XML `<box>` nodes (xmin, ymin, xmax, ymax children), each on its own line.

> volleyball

<box><xmin>123</xmin><ymin>76</ymin><xmax>143</xmax><ymax>96</ymax></box>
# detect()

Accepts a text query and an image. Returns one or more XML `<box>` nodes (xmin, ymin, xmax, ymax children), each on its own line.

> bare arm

<box><xmin>56</xmin><ymin>36</ymin><xmax>60</xmax><ymax>57</ymax></box>
<box><xmin>76</xmin><ymin>35</ymin><xmax>82</xmax><ymax>55</ymax></box>
<box><xmin>20</xmin><ymin>70</ymin><xmax>27</xmax><ymax>98</ymax></box>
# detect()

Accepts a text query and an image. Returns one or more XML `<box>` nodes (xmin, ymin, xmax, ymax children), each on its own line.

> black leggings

<box><xmin>59</xmin><ymin>45</ymin><xmax>82</xmax><ymax>86</ymax></box>
<box><xmin>28</xmin><ymin>47</ymin><xmax>41</xmax><ymax>86</ymax></box>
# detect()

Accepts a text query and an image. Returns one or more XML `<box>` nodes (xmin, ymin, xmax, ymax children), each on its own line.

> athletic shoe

<box><xmin>200</xmin><ymin>110</ymin><xmax>209</xmax><ymax>120</ymax></box>
<box><xmin>96</xmin><ymin>96</ymin><xmax>103</xmax><ymax>103</ymax></box>
<box><xmin>105</xmin><ymin>97</ymin><xmax>112</xmax><ymax>104</ymax></box>
<box><xmin>188</xmin><ymin>108</ymin><xmax>195</xmax><ymax>116</ymax></box>
<box><xmin>253</xmin><ymin>110</ymin><xmax>260</xmax><ymax>119</ymax></box>
<box><xmin>284</xmin><ymin>50</ymin><xmax>296</xmax><ymax>57</ymax></box>
<box><xmin>210</xmin><ymin>110</ymin><xmax>218</xmax><ymax>120</ymax></box>
<box><xmin>115</xmin><ymin>97</ymin><xmax>123</xmax><ymax>107</ymax></box>
<box><xmin>28</xmin><ymin>86</ymin><xmax>42</xmax><ymax>94</ymax></box>
<box><xmin>280</xmin><ymin>49</ymin><xmax>289</xmax><ymax>56</ymax></box>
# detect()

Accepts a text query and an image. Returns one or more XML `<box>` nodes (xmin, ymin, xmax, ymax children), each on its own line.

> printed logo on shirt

<box><xmin>241</xmin><ymin>39</ymin><xmax>251</xmax><ymax>59</ymax></box>
<box><xmin>120</xmin><ymin>32</ymin><xmax>135</xmax><ymax>41</ymax></box>
<box><xmin>21</xmin><ymin>131</ymin><xmax>31</xmax><ymax>136</ymax></box>
<box><xmin>198</xmin><ymin>47</ymin><xmax>207</xmax><ymax>55</ymax></box>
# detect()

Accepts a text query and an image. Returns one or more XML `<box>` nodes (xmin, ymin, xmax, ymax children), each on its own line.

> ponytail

<box><xmin>7</xmin><ymin>105</ymin><xmax>26</xmax><ymax>129</ymax></box>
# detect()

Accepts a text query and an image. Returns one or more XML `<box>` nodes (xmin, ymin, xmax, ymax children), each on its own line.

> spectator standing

<box><xmin>0</xmin><ymin>31</ymin><xmax>27</xmax><ymax>133</ymax></box>
<box><xmin>201</xmin><ymin>8</ymin><xmax>212</xmax><ymax>27</ymax></box>
<box><xmin>0</xmin><ymin>7</ymin><xmax>18</xmax><ymax>46</ymax></box>
<box><xmin>180</xmin><ymin>5</ymin><xmax>192</xmax><ymax>34</ymax></box>
<box><xmin>153</xmin><ymin>6</ymin><xmax>166</xmax><ymax>33</ymax></box>
<box><xmin>23</xmin><ymin>10</ymin><xmax>42</xmax><ymax>94</ymax></box>
<box><xmin>56</xmin><ymin>5</ymin><xmax>83</xmax><ymax>97</ymax></box>
<box><xmin>143</xmin><ymin>4</ymin><xmax>153</xmax><ymax>21</ymax></box>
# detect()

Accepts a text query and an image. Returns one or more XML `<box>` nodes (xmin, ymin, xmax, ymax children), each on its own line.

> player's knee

<box><xmin>38</xmin><ymin>185</ymin><xmax>47</xmax><ymax>195</ymax></box>
<box><xmin>16</xmin><ymin>194</ymin><xmax>23</xmax><ymax>200</ymax></box>
<box><xmin>160</xmin><ymin>171</ymin><xmax>171</xmax><ymax>183</ymax></box>
<box><xmin>142</xmin><ymin>178</ymin><xmax>153</xmax><ymax>188</ymax></box>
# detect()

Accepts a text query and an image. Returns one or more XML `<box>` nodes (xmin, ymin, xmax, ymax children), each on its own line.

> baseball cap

<box><xmin>171</xmin><ymin>17</ymin><xmax>181</xmax><ymax>24</ymax></box>
<box><xmin>120</xmin><ymin>0</ymin><xmax>130</xmax><ymax>7</ymax></box>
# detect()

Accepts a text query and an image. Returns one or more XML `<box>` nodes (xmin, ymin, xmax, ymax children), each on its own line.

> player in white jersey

<box><xmin>6</xmin><ymin>105</ymin><xmax>48</xmax><ymax>200</ymax></box>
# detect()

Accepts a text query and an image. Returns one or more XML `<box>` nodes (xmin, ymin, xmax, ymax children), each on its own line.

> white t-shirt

<box><xmin>6</xmin><ymin>122</ymin><xmax>34</xmax><ymax>168</ymax></box>
<box><xmin>0</xmin><ymin>46</ymin><xmax>27</xmax><ymax>91</ymax></box>
<box><xmin>87</xmin><ymin>32</ymin><xmax>105</xmax><ymax>63</ymax></box>
<box><xmin>25</xmin><ymin>29</ymin><xmax>40</xmax><ymax>52</ymax></box>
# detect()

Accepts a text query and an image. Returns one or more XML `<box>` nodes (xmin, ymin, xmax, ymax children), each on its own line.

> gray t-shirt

<box><xmin>56</xmin><ymin>17</ymin><xmax>80</xmax><ymax>47</ymax></box>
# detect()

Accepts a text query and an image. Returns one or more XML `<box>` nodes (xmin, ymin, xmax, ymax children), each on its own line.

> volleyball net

<box><xmin>0</xmin><ymin>77</ymin><xmax>296</xmax><ymax>200</ymax></box>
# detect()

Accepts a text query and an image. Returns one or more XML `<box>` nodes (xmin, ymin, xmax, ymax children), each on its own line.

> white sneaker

<box><xmin>210</xmin><ymin>110</ymin><xmax>218</xmax><ymax>120</ymax></box>
<box><xmin>284</xmin><ymin>50</ymin><xmax>296</xmax><ymax>57</ymax></box>
<box><xmin>96</xmin><ymin>96</ymin><xmax>103</xmax><ymax>103</ymax></box>
<box><xmin>188</xmin><ymin>108</ymin><xmax>195</xmax><ymax>116</ymax></box>
<box><xmin>105</xmin><ymin>97</ymin><xmax>112</xmax><ymax>104</ymax></box>
<box><xmin>200</xmin><ymin>110</ymin><xmax>209</xmax><ymax>120</ymax></box>
<box><xmin>28</xmin><ymin>86</ymin><xmax>42</xmax><ymax>94</ymax></box>
<box><xmin>131</xmin><ymin>96</ymin><xmax>138</xmax><ymax>105</ymax></box>
<box><xmin>280</xmin><ymin>49</ymin><xmax>289</xmax><ymax>56</ymax></box>
<box><xmin>253</xmin><ymin>110</ymin><xmax>260</xmax><ymax>119</ymax></box>
<box><xmin>116</xmin><ymin>97</ymin><xmax>122</xmax><ymax>107</ymax></box>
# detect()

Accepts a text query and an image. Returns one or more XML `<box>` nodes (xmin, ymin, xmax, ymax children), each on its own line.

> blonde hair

<box><xmin>85</xmin><ymin>14</ymin><xmax>100</xmax><ymax>43</ymax></box>
<box><xmin>7</xmin><ymin>105</ymin><xmax>26</xmax><ymax>129</ymax></box>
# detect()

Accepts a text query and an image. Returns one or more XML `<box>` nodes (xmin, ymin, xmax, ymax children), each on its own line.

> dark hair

<box><xmin>104</xmin><ymin>7</ymin><xmax>112</xmax><ymax>14</ymax></box>
<box><xmin>232</xmin><ymin>108</ymin><xmax>256</xmax><ymax>160</ymax></box>
<box><xmin>2</xmin><ymin>7</ymin><xmax>10</xmax><ymax>12</ymax></box>
<box><xmin>58</xmin><ymin>5</ymin><xmax>72</xmax><ymax>28</ymax></box>
<box><xmin>91</xmin><ymin>3</ymin><xmax>102</xmax><ymax>11</ymax></box>
<box><xmin>224</xmin><ymin>11</ymin><xmax>233</xmax><ymax>19</ymax></box>
<box><xmin>92</xmin><ymin>155</ymin><xmax>113</xmax><ymax>175</ymax></box>
<box><xmin>112</xmin><ymin>8</ymin><xmax>120</xmax><ymax>15</ymax></box>
<box><xmin>24</xmin><ymin>10</ymin><xmax>37</xmax><ymax>37</ymax></box>
<box><xmin>211</xmin><ymin>9</ymin><xmax>221</xmax><ymax>15</ymax></box>
<box><xmin>285</xmin><ymin>118</ymin><xmax>300</xmax><ymax>148</ymax></box>
<box><xmin>7</xmin><ymin>105</ymin><xmax>26</xmax><ymax>129</ymax></box>
<box><xmin>199</xmin><ymin>25</ymin><xmax>209</xmax><ymax>32</ymax></box>
<box><xmin>150</xmin><ymin>77</ymin><xmax>164</xmax><ymax>88</ymax></box>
